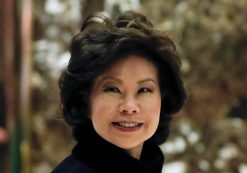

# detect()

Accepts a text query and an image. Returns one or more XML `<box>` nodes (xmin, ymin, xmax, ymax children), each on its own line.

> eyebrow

<box><xmin>98</xmin><ymin>76</ymin><xmax>158</xmax><ymax>85</ymax></box>
<box><xmin>138</xmin><ymin>79</ymin><xmax>158</xmax><ymax>85</ymax></box>
<box><xmin>97</xmin><ymin>76</ymin><xmax>122</xmax><ymax>84</ymax></box>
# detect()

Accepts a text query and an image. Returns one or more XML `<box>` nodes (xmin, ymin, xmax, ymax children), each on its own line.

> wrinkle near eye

<box><xmin>138</xmin><ymin>88</ymin><xmax>153</xmax><ymax>94</ymax></box>
<box><xmin>103</xmin><ymin>86</ymin><xmax>121</xmax><ymax>93</ymax></box>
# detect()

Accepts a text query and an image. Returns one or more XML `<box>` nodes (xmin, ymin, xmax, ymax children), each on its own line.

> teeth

<box><xmin>118</xmin><ymin>122</ymin><xmax>140</xmax><ymax>128</ymax></box>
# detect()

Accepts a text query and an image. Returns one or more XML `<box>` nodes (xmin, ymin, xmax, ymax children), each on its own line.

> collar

<box><xmin>72</xmin><ymin>121</ymin><xmax>164</xmax><ymax>173</ymax></box>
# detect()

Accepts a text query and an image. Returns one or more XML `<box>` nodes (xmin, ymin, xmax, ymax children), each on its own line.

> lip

<box><xmin>112</xmin><ymin>121</ymin><xmax>143</xmax><ymax>132</ymax></box>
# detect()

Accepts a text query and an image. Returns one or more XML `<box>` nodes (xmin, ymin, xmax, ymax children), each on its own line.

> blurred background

<box><xmin>0</xmin><ymin>0</ymin><xmax>247</xmax><ymax>173</ymax></box>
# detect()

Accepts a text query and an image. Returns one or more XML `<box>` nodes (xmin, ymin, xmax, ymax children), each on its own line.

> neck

<box><xmin>125</xmin><ymin>143</ymin><xmax>143</xmax><ymax>160</ymax></box>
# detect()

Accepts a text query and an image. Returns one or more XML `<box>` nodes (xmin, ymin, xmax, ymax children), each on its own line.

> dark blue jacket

<box><xmin>52</xmin><ymin>155</ymin><xmax>94</xmax><ymax>173</ymax></box>
<box><xmin>52</xmin><ymin>122</ymin><xmax>164</xmax><ymax>173</ymax></box>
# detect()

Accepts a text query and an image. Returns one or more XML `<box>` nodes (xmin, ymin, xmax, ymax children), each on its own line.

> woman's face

<box><xmin>90</xmin><ymin>55</ymin><xmax>161</xmax><ymax>157</ymax></box>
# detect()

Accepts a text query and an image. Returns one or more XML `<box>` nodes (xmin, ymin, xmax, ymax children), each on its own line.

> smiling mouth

<box><xmin>112</xmin><ymin>122</ymin><xmax>143</xmax><ymax>128</ymax></box>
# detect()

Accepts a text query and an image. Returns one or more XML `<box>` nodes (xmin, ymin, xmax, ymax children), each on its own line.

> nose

<box><xmin>119</xmin><ymin>96</ymin><xmax>140</xmax><ymax>114</ymax></box>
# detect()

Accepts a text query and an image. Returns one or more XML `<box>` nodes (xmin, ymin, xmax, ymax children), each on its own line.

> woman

<box><xmin>52</xmin><ymin>11</ymin><xmax>186</xmax><ymax>173</ymax></box>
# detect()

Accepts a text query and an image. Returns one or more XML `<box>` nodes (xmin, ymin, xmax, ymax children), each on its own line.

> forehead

<box><xmin>105</xmin><ymin>55</ymin><xmax>157</xmax><ymax>74</ymax></box>
<box><xmin>93</xmin><ymin>55</ymin><xmax>159</xmax><ymax>86</ymax></box>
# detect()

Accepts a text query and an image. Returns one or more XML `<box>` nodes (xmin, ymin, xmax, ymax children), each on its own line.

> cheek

<box><xmin>90</xmin><ymin>95</ymin><xmax>115</xmax><ymax>119</ymax></box>
<box><xmin>91</xmin><ymin>99</ymin><xmax>107</xmax><ymax>129</ymax></box>
<box><xmin>143</xmin><ymin>95</ymin><xmax>161</xmax><ymax>114</ymax></box>
<box><xmin>145</xmin><ymin>96</ymin><xmax>161</xmax><ymax>125</ymax></box>
<box><xmin>91</xmin><ymin>98</ymin><xmax>104</xmax><ymax>117</ymax></box>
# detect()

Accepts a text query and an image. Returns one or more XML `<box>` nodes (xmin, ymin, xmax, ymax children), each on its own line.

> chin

<box><xmin>111</xmin><ymin>140</ymin><xmax>143</xmax><ymax>149</ymax></box>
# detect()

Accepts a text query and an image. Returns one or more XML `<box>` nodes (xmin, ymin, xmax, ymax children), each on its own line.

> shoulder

<box><xmin>51</xmin><ymin>155</ymin><xmax>94</xmax><ymax>173</ymax></box>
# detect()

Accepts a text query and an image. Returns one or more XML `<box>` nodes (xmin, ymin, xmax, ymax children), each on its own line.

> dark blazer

<box><xmin>52</xmin><ymin>121</ymin><xmax>164</xmax><ymax>173</ymax></box>
<box><xmin>52</xmin><ymin>155</ymin><xmax>94</xmax><ymax>173</ymax></box>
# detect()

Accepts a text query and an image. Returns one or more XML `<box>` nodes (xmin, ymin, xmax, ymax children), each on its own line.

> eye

<box><xmin>138</xmin><ymin>87</ymin><xmax>153</xmax><ymax>94</ymax></box>
<box><xmin>103</xmin><ymin>86</ymin><xmax>121</xmax><ymax>93</ymax></box>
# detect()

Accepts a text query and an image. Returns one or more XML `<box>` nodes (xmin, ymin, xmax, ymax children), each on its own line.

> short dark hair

<box><xmin>59</xmin><ymin>11</ymin><xmax>187</xmax><ymax>145</ymax></box>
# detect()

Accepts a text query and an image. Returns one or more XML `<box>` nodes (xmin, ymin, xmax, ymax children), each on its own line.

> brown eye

<box><xmin>138</xmin><ymin>87</ymin><xmax>153</xmax><ymax>94</ymax></box>
<box><xmin>103</xmin><ymin>86</ymin><xmax>121</xmax><ymax>93</ymax></box>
